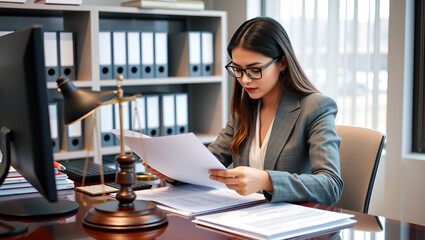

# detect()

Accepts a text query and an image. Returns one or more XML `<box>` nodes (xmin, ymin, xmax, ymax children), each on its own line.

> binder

<box><xmin>131</xmin><ymin>96</ymin><xmax>147</xmax><ymax>133</ymax></box>
<box><xmin>160</xmin><ymin>94</ymin><xmax>176</xmax><ymax>136</ymax></box>
<box><xmin>99</xmin><ymin>31</ymin><xmax>113</xmax><ymax>80</ymax></box>
<box><xmin>154</xmin><ymin>32</ymin><xmax>168</xmax><ymax>78</ymax></box>
<box><xmin>141</xmin><ymin>32</ymin><xmax>155</xmax><ymax>78</ymax></box>
<box><xmin>48</xmin><ymin>102</ymin><xmax>60</xmax><ymax>153</ymax></box>
<box><xmin>43</xmin><ymin>31</ymin><xmax>59</xmax><ymax>82</ymax></box>
<box><xmin>175</xmin><ymin>92</ymin><xmax>189</xmax><ymax>134</ymax></box>
<box><xmin>67</xmin><ymin>120</ymin><xmax>84</xmax><ymax>151</ymax></box>
<box><xmin>112</xmin><ymin>31</ymin><xmax>128</xmax><ymax>79</ymax></box>
<box><xmin>169</xmin><ymin>31</ymin><xmax>201</xmax><ymax>77</ymax></box>
<box><xmin>201</xmin><ymin>31</ymin><xmax>214</xmax><ymax>76</ymax></box>
<box><xmin>114</xmin><ymin>101</ymin><xmax>131</xmax><ymax>145</ymax></box>
<box><xmin>145</xmin><ymin>94</ymin><xmax>160</xmax><ymax>137</ymax></box>
<box><xmin>99</xmin><ymin>104</ymin><xmax>114</xmax><ymax>147</ymax></box>
<box><xmin>127</xmin><ymin>31</ymin><xmax>141</xmax><ymax>79</ymax></box>
<box><xmin>59</xmin><ymin>31</ymin><xmax>76</xmax><ymax>81</ymax></box>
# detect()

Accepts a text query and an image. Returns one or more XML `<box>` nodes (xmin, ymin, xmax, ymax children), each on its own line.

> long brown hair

<box><xmin>228</xmin><ymin>17</ymin><xmax>319</xmax><ymax>158</ymax></box>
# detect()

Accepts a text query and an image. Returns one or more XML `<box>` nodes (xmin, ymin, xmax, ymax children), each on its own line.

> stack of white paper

<box><xmin>134</xmin><ymin>184</ymin><xmax>266</xmax><ymax>217</ymax></box>
<box><xmin>193</xmin><ymin>202</ymin><xmax>356</xmax><ymax>240</ymax></box>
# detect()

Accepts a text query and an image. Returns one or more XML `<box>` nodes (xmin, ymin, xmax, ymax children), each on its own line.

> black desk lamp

<box><xmin>56</xmin><ymin>76</ymin><xmax>167</xmax><ymax>230</ymax></box>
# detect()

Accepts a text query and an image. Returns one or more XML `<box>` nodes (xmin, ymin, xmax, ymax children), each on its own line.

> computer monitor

<box><xmin>0</xmin><ymin>25</ymin><xmax>78</xmax><ymax>222</ymax></box>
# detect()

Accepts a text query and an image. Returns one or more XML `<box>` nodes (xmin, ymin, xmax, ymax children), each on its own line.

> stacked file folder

<box><xmin>43</xmin><ymin>31</ymin><xmax>77</xmax><ymax>82</ymax></box>
<box><xmin>98</xmin><ymin>31</ymin><xmax>214</xmax><ymax>80</ymax></box>
<box><xmin>99</xmin><ymin>31</ymin><xmax>168</xmax><ymax>79</ymax></box>
<box><xmin>0</xmin><ymin>167</ymin><xmax>74</xmax><ymax>196</ymax></box>
<box><xmin>169</xmin><ymin>31</ymin><xmax>214</xmax><ymax>77</ymax></box>
<box><xmin>48</xmin><ymin>101</ymin><xmax>84</xmax><ymax>153</ymax></box>
<box><xmin>99</xmin><ymin>92</ymin><xmax>189</xmax><ymax>147</ymax></box>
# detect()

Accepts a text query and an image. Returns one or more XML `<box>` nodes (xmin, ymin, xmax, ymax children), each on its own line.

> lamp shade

<box><xmin>56</xmin><ymin>76</ymin><xmax>116</xmax><ymax>125</ymax></box>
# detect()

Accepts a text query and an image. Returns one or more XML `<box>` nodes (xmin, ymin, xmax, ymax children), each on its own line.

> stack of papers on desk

<box><xmin>0</xmin><ymin>167</ymin><xmax>74</xmax><ymax>196</ymax></box>
<box><xmin>113</xmin><ymin>130</ymin><xmax>266</xmax><ymax>216</ymax></box>
<box><xmin>193</xmin><ymin>202</ymin><xmax>356</xmax><ymax>240</ymax></box>
<box><xmin>134</xmin><ymin>184</ymin><xmax>265</xmax><ymax>217</ymax></box>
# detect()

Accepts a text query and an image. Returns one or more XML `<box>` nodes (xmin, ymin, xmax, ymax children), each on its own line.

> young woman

<box><xmin>145</xmin><ymin>17</ymin><xmax>343</xmax><ymax>206</ymax></box>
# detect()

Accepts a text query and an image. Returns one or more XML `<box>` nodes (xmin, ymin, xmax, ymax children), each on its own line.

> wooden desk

<box><xmin>0</xmin><ymin>187</ymin><xmax>424</xmax><ymax>239</ymax></box>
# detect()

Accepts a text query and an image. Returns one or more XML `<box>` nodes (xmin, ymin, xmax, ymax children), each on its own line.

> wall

<box><xmin>205</xmin><ymin>0</ymin><xmax>248</xmax><ymax>111</ymax></box>
<box><xmin>385</xmin><ymin>0</ymin><xmax>425</xmax><ymax>226</ymax></box>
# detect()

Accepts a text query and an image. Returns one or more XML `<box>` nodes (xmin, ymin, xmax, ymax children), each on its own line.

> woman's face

<box><xmin>231</xmin><ymin>47</ymin><xmax>286</xmax><ymax>101</ymax></box>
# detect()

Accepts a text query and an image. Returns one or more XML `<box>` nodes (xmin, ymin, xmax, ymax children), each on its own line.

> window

<box><xmin>263</xmin><ymin>0</ymin><xmax>389</xmax><ymax>134</ymax></box>
<box><xmin>412</xmin><ymin>0</ymin><xmax>425</xmax><ymax>152</ymax></box>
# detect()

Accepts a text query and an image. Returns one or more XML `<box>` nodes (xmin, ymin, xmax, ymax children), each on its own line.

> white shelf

<box><xmin>98</xmin><ymin>76</ymin><xmax>224</xmax><ymax>87</ymax></box>
<box><xmin>0</xmin><ymin>3</ymin><xmax>227</xmax><ymax>162</ymax></box>
<box><xmin>54</xmin><ymin>150</ymin><xmax>95</xmax><ymax>161</ymax></box>
<box><xmin>47</xmin><ymin>80</ymin><xmax>93</xmax><ymax>89</ymax></box>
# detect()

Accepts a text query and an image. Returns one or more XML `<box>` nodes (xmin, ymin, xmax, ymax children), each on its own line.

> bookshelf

<box><xmin>0</xmin><ymin>3</ymin><xmax>228</xmax><ymax>164</ymax></box>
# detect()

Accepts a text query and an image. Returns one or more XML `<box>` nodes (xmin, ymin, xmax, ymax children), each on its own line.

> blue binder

<box><xmin>43</xmin><ymin>31</ymin><xmax>59</xmax><ymax>82</ymax></box>
<box><xmin>99</xmin><ymin>31</ymin><xmax>113</xmax><ymax>80</ymax></box>
<box><xmin>141</xmin><ymin>32</ymin><xmax>155</xmax><ymax>78</ymax></box>
<box><xmin>59</xmin><ymin>31</ymin><xmax>76</xmax><ymax>81</ymax></box>
<box><xmin>67</xmin><ymin>120</ymin><xmax>84</xmax><ymax>151</ymax></box>
<box><xmin>154</xmin><ymin>32</ymin><xmax>168</xmax><ymax>78</ymax></box>
<box><xmin>145</xmin><ymin>94</ymin><xmax>160</xmax><ymax>137</ymax></box>
<box><xmin>201</xmin><ymin>31</ymin><xmax>214</xmax><ymax>76</ymax></box>
<box><xmin>112</xmin><ymin>31</ymin><xmax>128</xmax><ymax>79</ymax></box>
<box><xmin>160</xmin><ymin>94</ymin><xmax>176</xmax><ymax>136</ymax></box>
<box><xmin>127</xmin><ymin>31</ymin><xmax>141</xmax><ymax>79</ymax></box>
<box><xmin>48</xmin><ymin>102</ymin><xmax>60</xmax><ymax>153</ymax></box>
<box><xmin>175</xmin><ymin>93</ymin><xmax>189</xmax><ymax>134</ymax></box>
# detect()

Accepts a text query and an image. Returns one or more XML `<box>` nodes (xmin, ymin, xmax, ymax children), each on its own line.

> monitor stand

<box><xmin>0</xmin><ymin>198</ymin><xmax>79</xmax><ymax>219</ymax></box>
<box><xmin>0</xmin><ymin>220</ymin><xmax>28</xmax><ymax>238</ymax></box>
<box><xmin>0</xmin><ymin>127</ymin><xmax>79</xmax><ymax>236</ymax></box>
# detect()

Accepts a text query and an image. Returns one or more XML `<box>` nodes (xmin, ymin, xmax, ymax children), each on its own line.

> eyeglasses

<box><xmin>225</xmin><ymin>58</ymin><xmax>279</xmax><ymax>80</ymax></box>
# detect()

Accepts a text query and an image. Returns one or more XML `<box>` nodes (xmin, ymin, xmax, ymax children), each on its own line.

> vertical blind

<box><xmin>264</xmin><ymin>0</ymin><xmax>389</xmax><ymax>134</ymax></box>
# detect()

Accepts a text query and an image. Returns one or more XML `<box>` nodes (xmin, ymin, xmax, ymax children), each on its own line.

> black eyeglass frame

<box><xmin>225</xmin><ymin>58</ymin><xmax>279</xmax><ymax>80</ymax></box>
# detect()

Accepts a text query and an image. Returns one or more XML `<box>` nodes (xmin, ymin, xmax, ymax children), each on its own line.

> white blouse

<box><xmin>249</xmin><ymin>103</ymin><xmax>275</xmax><ymax>170</ymax></box>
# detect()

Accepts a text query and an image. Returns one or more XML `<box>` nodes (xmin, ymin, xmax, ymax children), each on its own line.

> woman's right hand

<box><xmin>142</xmin><ymin>161</ymin><xmax>176</xmax><ymax>183</ymax></box>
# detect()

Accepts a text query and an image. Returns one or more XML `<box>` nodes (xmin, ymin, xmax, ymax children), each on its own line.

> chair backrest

<box><xmin>334</xmin><ymin>125</ymin><xmax>385</xmax><ymax>213</ymax></box>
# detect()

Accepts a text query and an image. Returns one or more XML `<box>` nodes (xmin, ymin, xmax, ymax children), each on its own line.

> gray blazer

<box><xmin>208</xmin><ymin>93</ymin><xmax>343</xmax><ymax>206</ymax></box>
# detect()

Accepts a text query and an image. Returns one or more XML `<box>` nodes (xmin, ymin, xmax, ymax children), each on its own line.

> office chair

<box><xmin>334</xmin><ymin>125</ymin><xmax>386</xmax><ymax>214</ymax></box>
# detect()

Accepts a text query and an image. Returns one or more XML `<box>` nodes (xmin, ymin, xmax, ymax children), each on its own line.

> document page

<box><xmin>112</xmin><ymin>130</ymin><xmax>227</xmax><ymax>189</ymax></box>
<box><xmin>193</xmin><ymin>202</ymin><xmax>356</xmax><ymax>240</ymax></box>
<box><xmin>135</xmin><ymin>184</ymin><xmax>266</xmax><ymax>217</ymax></box>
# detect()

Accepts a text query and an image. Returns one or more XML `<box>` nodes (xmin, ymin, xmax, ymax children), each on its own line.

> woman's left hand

<box><xmin>209</xmin><ymin>166</ymin><xmax>273</xmax><ymax>195</ymax></box>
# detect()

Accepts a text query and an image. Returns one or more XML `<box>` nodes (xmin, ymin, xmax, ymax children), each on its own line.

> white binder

<box><xmin>154</xmin><ymin>32</ymin><xmax>168</xmax><ymax>78</ymax></box>
<box><xmin>201</xmin><ymin>31</ymin><xmax>214</xmax><ymax>76</ymax></box>
<box><xmin>175</xmin><ymin>92</ymin><xmax>189</xmax><ymax>134</ymax></box>
<box><xmin>145</xmin><ymin>95</ymin><xmax>160</xmax><ymax>137</ymax></box>
<box><xmin>67</xmin><ymin>120</ymin><xmax>84</xmax><ymax>151</ymax></box>
<box><xmin>59</xmin><ymin>31</ymin><xmax>76</xmax><ymax>81</ymax></box>
<box><xmin>43</xmin><ymin>31</ymin><xmax>59</xmax><ymax>82</ymax></box>
<box><xmin>189</xmin><ymin>32</ymin><xmax>202</xmax><ymax>76</ymax></box>
<box><xmin>169</xmin><ymin>31</ymin><xmax>201</xmax><ymax>77</ymax></box>
<box><xmin>160</xmin><ymin>94</ymin><xmax>176</xmax><ymax>136</ymax></box>
<box><xmin>99</xmin><ymin>104</ymin><xmax>114</xmax><ymax>147</ymax></box>
<box><xmin>127</xmin><ymin>31</ymin><xmax>141</xmax><ymax>79</ymax></box>
<box><xmin>112</xmin><ymin>31</ymin><xmax>128</xmax><ymax>79</ymax></box>
<box><xmin>99</xmin><ymin>31</ymin><xmax>113</xmax><ymax>80</ymax></box>
<box><xmin>48</xmin><ymin>102</ymin><xmax>60</xmax><ymax>153</ymax></box>
<box><xmin>114</xmin><ymin>101</ymin><xmax>131</xmax><ymax>145</ymax></box>
<box><xmin>131</xmin><ymin>96</ymin><xmax>147</xmax><ymax>133</ymax></box>
<box><xmin>141</xmin><ymin>32</ymin><xmax>155</xmax><ymax>78</ymax></box>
